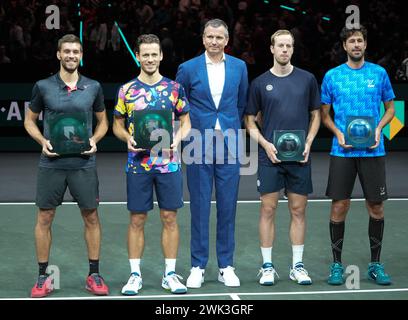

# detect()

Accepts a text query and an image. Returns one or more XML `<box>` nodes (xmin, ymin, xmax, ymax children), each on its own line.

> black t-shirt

<box><xmin>30</xmin><ymin>73</ymin><xmax>105</xmax><ymax>169</ymax></box>
<box><xmin>245</xmin><ymin>67</ymin><xmax>320</xmax><ymax>166</ymax></box>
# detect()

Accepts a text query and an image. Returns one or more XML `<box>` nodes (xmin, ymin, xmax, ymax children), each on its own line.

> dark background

<box><xmin>0</xmin><ymin>0</ymin><xmax>407</xmax><ymax>151</ymax></box>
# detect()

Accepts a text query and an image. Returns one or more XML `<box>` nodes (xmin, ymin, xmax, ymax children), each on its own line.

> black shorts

<box><xmin>326</xmin><ymin>156</ymin><xmax>387</xmax><ymax>202</ymax></box>
<box><xmin>36</xmin><ymin>167</ymin><xmax>99</xmax><ymax>209</ymax></box>
<box><xmin>257</xmin><ymin>163</ymin><xmax>313</xmax><ymax>195</ymax></box>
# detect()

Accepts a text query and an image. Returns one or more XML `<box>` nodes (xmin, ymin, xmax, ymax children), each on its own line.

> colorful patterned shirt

<box><xmin>114</xmin><ymin>77</ymin><xmax>189</xmax><ymax>173</ymax></box>
<box><xmin>321</xmin><ymin>62</ymin><xmax>395</xmax><ymax>157</ymax></box>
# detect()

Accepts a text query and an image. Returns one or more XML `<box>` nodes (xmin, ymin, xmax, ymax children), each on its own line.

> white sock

<box><xmin>292</xmin><ymin>244</ymin><xmax>304</xmax><ymax>267</ymax></box>
<box><xmin>129</xmin><ymin>259</ymin><xmax>141</xmax><ymax>275</ymax></box>
<box><xmin>261</xmin><ymin>247</ymin><xmax>272</xmax><ymax>265</ymax></box>
<box><xmin>165</xmin><ymin>258</ymin><xmax>176</xmax><ymax>275</ymax></box>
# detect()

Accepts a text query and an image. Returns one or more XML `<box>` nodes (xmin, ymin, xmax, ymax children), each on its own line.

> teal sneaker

<box><xmin>327</xmin><ymin>262</ymin><xmax>344</xmax><ymax>285</ymax></box>
<box><xmin>367</xmin><ymin>262</ymin><xmax>392</xmax><ymax>285</ymax></box>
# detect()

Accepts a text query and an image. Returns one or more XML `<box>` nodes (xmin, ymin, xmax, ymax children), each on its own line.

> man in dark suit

<box><xmin>176</xmin><ymin>18</ymin><xmax>248</xmax><ymax>288</ymax></box>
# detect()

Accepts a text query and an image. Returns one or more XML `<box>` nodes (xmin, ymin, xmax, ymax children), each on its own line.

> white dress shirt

<box><xmin>205</xmin><ymin>52</ymin><xmax>225</xmax><ymax>130</ymax></box>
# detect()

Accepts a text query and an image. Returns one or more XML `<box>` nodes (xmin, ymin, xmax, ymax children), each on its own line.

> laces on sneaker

<box><xmin>294</xmin><ymin>265</ymin><xmax>309</xmax><ymax>276</ymax></box>
<box><xmin>36</xmin><ymin>275</ymin><xmax>48</xmax><ymax>288</ymax></box>
<box><xmin>90</xmin><ymin>273</ymin><xmax>103</xmax><ymax>286</ymax></box>
<box><xmin>257</xmin><ymin>264</ymin><xmax>279</xmax><ymax>279</ymax></box>
<box><xmin>331</xmin><ymin>263</ymin><xmax>344</xmax><ymax>275</ymax></box>
<box><xmin>167</xmin><ymin>272</ymin><xmax>184</xmax><ymax>282</ymax></box>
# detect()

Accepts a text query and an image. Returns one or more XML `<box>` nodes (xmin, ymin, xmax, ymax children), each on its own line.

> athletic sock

<box><xmin>330</xmin><ymin>220</ymin><xmax>345</xmax><ymax>263</ymax></box>
<box><xmin>369</xmin><ymin>217</ymin><xmax>384</xmax><ymax>262</ymax></box>
<box><xmin>89</xmin><ymin>259</ymin><xmax>99</xmax><ymax>275</ymax></box>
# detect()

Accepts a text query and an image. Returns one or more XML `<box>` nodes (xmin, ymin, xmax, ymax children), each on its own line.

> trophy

<box><xmin>132</xmin><ymin>109</ymin><xmax>173</xmax><ymax>150</ymax></box>
<box><xmin>273</xmin><ymin>130</ymin><xmax>305</xmax><ymax>161</ymax></box>
<box><xmin>47</xmin><ymin>111</ymin><xmax>90</xmax><ymax>155</ymax></box>
<box><xmin>345</xmin><ymin>116</ymin><xmax>375</xmax><ymax>149</ymax></box>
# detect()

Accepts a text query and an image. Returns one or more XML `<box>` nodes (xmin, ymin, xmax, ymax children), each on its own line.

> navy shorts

<box><xmin>127</xmin><ymin>170</ymin><xmax>184</xmax><ymax>212</ymax></box>
<box><xmin>257</xmin><ymin>163</ymin><xmax>313</xmax><ymax>195</ymax></box>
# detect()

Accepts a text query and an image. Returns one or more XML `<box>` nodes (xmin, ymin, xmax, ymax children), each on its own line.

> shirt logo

<box><xmin>266</xmin><ymin>84</ymin><xmax>273</xmax><ymax>91</ymax></box>
<box><xmin>367</xmin><ymin>80</ymin><xmax>375</xmax><ymax>88</ymax></box>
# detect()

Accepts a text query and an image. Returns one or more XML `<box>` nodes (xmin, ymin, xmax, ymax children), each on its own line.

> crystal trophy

<box><xmin>273</xmin><ymin>130</ymin><xmax>305</xmax><ymax>161</ymax></box>
<box><xmin>47</xmin><ymin>111</ymin><xmax>90</xmax><ymax>155</ymax></box>
<box><xmin>345</xmin><ymin>116</ymin><xmax>375</xmax><ymax>149</ymax></box>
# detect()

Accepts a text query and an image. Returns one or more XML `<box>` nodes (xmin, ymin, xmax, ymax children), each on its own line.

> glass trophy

<box><xmin>132</xmin><ymin>109</ymin><xmax>173</xmax><ymax>150</ymax></box>
<box><xmin>273</xmin><ymin>130</ymin><xmax>305</xmax><ymax>161</ymax></box>
<box><xmin>345</xmin><ymin>116</ymin><xmax>375</xmax><ymax>149</ymax></box>
<box><xmin>47</xmin><ymin>111</ymin><xmax>90</xmax><ymax>155</ymax></box>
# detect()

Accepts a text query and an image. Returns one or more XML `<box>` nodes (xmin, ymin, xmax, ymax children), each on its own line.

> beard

<box><xmin>61</xmin><ymin>60</ymin><xmax>79</xmax><ymax>73</ymax></box>
<box><xmin>348</xmin><ymin>52</ymin><xmax>364</xmax><ymax>63</ymax></box>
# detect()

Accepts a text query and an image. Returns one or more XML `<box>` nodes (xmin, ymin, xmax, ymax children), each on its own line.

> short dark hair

<box><xmin>270</xmin><ymin>29</ymin><xmax>295</xmax><ymax>46</ymax></box>
<box><xmin>57</xmin><ymin>34</ymin><xmax>82</xmax><ymax>51</ymax></box>
<box><xmin>203</xmin><ymin>19</ymin><xmax>229</xmax><ymax>38</ymax></box>
<box><xmin>135</xmin><ymin>34</ymin><xmax>161</xmax><ymax>53</ymax></box>
<box><xmin>340</xmin><ymin>25</ymin><xmax>367</xmax><ymax>43</ymax></box>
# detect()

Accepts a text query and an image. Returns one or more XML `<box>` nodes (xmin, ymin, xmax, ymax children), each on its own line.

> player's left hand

<box><xmin>161</xmin><ymin>141</ymin><xmax>179</xmax><ymax>160</ymax></box>
<box><xmin>369</xmin><ymin>127</ymin><xmax>381</xmax><ymax>149</ymax></box>
<box><xmin>82</xmin><ymin>137</ymin><xmax>97</xmax><ymax>155</ymax></box>
<box><xmin>300</xmin><ymin>142</ymin><xmax>311</xmax><ymax>163</ymax></box>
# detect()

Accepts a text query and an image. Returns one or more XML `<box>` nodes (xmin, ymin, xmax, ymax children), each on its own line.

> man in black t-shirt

<box><xmin>244</xmin><ymin>29</ymin><xmax>320</xmax><ymax>286</ymax></box>
<box><xmin>24</xmin><ymin>34</ymin><xmax>109</xmax><ymax>298</ymax></box>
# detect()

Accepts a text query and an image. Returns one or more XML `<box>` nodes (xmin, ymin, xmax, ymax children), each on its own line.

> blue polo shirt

<box><xmin>29</xmin><ymin>72</ymin><xmax>105</xmax><ymax>169</ymax></box>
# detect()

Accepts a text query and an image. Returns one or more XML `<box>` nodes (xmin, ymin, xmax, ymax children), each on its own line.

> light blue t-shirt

<box><xmin>321</xmin><ymin>62</ymin><xmax>395</xmax><ymax>157</ymax></box>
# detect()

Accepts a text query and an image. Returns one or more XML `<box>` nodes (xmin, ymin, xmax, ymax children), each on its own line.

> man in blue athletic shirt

<box><xmin>321</xmin><ymin>25</ymin><xmax>395</xmax><ymax>286</ymax></box>
<box><xmin>245</xmin><ymin>29</ymin><xmax>321</xmax><ymax>286</ymax></box>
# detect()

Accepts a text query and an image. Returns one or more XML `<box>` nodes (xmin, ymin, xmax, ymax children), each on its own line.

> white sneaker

<box><xmin>218</xmin><ymin>266</ymin><xmax>240</xmax><ymax>287</ymax></box>
<box><xmin>289</xmin><ymin>262</ymin><xmax>312</xmax><ymax>285</ymax></box>
<box><xmin>121</xmin><ymin>272</ymin><xmax>143</xmax><ymax>295</ymax></box>
<box><xmin>257</xmin><ymin>262</ymin><xmax>279</xmax><ymax>285</ymax></box>
<box><xmin>186</xmin><ymin>267</ymin><xmax>205</xmax><ymax>288</ymax></box>
<box><xmin>162</xmin><ymin>272</ymin><xmax>187</xmax><ymax>294</ymax></box>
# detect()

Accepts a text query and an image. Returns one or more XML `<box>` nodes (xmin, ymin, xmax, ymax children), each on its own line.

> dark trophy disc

<box><xmin>347</xmin><ymin>118</ymin><xmax>372</xmax><ymax>145</ymax></box>
<box><xmin>277</xmin><ymin>133</ymin><xmax>301</xmax><ymax>158</ymax></box>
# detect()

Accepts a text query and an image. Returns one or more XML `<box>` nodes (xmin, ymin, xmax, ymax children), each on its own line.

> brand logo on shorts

<box><xmin>379</xmin><ymin>187</ymin><xmax>386</xmax><ymax>196</ymax></box>
<box><xmin>266</xmin><ymin>84</ymin><xmax>273</xmax><ymax>91</ymax></box>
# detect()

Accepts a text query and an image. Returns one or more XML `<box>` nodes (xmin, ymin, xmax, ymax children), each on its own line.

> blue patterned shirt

<box><xmin>321</xmin><ymin>62</ymin><xmax>395</xmax><ymax>157</ymax></box>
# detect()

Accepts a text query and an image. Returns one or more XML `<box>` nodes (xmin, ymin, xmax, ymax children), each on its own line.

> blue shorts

<box><xmin>257</xmin><ymin>163</ymin><xmax>312</xmax><ymax>195</ymax></box>
<box><xmin>127</xmin><ymin>170</ymin><xmax>184</xmax><ymax>212</ymax></box>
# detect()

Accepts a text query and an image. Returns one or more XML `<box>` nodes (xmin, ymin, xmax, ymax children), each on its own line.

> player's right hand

<box><xmin>336</xmin><ymin>132</ymin><xmax>353</xmax><ymax>149</ymax></box>
<box><xmin>264</xmin><ymin>141</ymin><xmax>281</xmax><ymax>163</ymax></box>
<box><xmin>42</xmin><ymin>140</ymin><xmax>59</xmax><ymax>157</ymax></box>
<box><xmin>127</xmin><ymin>136</ymin><xmax>145</xmax><ymax>152</ymax></box>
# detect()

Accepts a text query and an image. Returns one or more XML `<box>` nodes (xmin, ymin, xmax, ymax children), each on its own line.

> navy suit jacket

<box><xmin>176</xmin><ymin>53</ymin><xmax>248</xmax><ymax>135</ymax></box>
<box><xmin>176</xmin><ymin>53</ymin><xmax>248</xmax><ymax>160</ymax></box>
